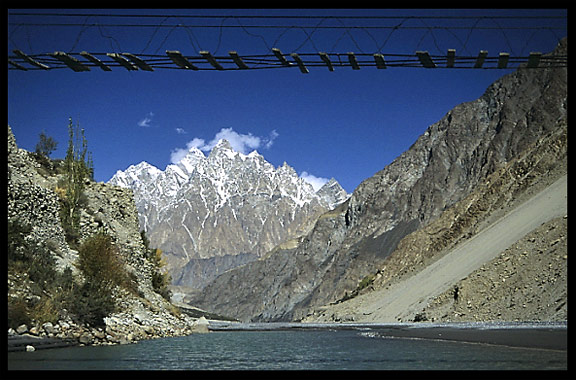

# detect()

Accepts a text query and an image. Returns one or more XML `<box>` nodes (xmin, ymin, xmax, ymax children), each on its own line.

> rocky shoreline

<box><xmin>8</xmin><ymin>314</ymin><xmax>211</xmax><ymax>352</ymax></box>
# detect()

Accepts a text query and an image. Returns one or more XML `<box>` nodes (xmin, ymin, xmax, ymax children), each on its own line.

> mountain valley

<box><xmin>190</xmin><ymin>38</ymin><xmax>567</xmax><ymax>322</ymax></box>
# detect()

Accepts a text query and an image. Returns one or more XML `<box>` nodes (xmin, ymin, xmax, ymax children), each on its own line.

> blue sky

<box><xmin>7</xmin><ymin>8</ymin><xmax>567</xmax><ymax>193</ymax></box>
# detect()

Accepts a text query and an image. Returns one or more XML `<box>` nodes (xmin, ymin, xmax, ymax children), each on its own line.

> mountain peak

<box><xmin>247</xmin><ymin>150</ymin><xmax>261</xmax><ymax>158</ymax></box>
<box><xmin>187</xmin><ymin>145</ymin><xmax>205</xmax><ymax>157</ymax></box>
<box><xmin>133</xmin><ymin>160</ymin><xmax>160</xmax><ymax>171</ymax></box>
<box><xmin>177</xmin><ymin>147</ymin><xmax>205</xmax><ymax>174</ymax></box>
<box><xmin>207</xmin><ymin>139</ymin><xmax>239</xmax><ymax>161</ymax></box>
<box><xmin>108</xmin><ymin>161</ymin><xmax>162</xmax><ymax>189</ymax></box>
<box><xmin>317</xmin><ymin>178</ymin><xmax>349</xmax><ymax>209</ymax></box>
<box><xmin>213</xmin><ymin>138</ymin><xmax>234</xmax><ymax>151</ymax></box>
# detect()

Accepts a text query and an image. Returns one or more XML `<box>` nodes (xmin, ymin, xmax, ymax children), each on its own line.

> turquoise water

<box><xmin>7</xmin><ymin>329</ymin><xmax>567</xmax><ymax>370</ymax></box>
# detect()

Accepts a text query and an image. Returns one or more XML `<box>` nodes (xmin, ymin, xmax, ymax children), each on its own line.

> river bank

<box><xmin>208</xmin><ymin>321</ymin><xmax>567</xmax><ymax>351</ymax></box>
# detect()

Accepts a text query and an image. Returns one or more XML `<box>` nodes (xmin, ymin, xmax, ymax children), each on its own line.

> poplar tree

<box><xmin>61</xmin><ymin>118</ymin><xmax>93</xmax><ymax>243</ymax></box>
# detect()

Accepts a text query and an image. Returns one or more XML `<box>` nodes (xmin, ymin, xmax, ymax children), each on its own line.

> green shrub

<box><xmin>8</xmin><ymin>219</ymin><xmax>57</xmax><ymax>290</ymax></box>
<box><xmin>336</xmin><ymin>273</ymin><xmax>377</xmax><ymax>303</ymax></box>
<box><xmin>149</xmin><ymin>248</ymin><xmax>172</xmax><ymax>300</ymax></box>
<box><xmin>30</xmin><ymin>296</ymin><xmax>60</xmax><ymax>325</ymax></box>
<box><xmin>8</xmin><ymin>298</ymin><xmax>31</xmax><ymax>329</ymax></box>
<box><xmin>357</xmin><ymin>273</ymin><xmax>376</xmax><ymax>292</ymax></box>
<box><xmin>141</xmin><ymin>230</ymin><xmax>172</xmax><ymax>301</ymax></box>
<box><xmin>77</xmin><ymin>233</ymin><xmax>128</xmax><ymax>289</ymax></box>
<box><xmin>69</xmin><ymin>232</ymin><xmax>135</xmax><ymax>327</ymax></box>
<box><xmin>8</xmin><ymin>219</ymin><xmax>31</xmax><ymax>263</ymax></box>
<box><xmin>69</xmin><ymin>281</ymin><xmax>116</xmax><ymax>327</ymax></box>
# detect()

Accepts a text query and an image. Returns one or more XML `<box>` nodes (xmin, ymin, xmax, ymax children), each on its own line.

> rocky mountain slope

<box><xmin>191</xmin><ymin>38</ymin><xmax>567</xmax><ymax>322</ymax></box>
<box><xmin>109</xmin><ymin>139</ymin><xmax>348</xmax><ymax>289</ymax></box>
<box><xmin>7</xmin><ymin>126</ymin><xmax>205</xmax><ymax>346</ymax></box>
<box><xmin>307</xmin><ymin>166</ymin><xmax>567</xmax><ymax>323</ymax></box>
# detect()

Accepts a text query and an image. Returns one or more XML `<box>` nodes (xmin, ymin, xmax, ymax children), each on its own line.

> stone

<box><xmin>16</xmin><ymin>324</ymin><xmax>28</xmax><ymax>334</ymax></box>
<box><xmin>190</xmin><ymin>317</ymin><xmax>210</xmax><ymax>333</ymax></box>
<box><xmin>25</xmin><ymin>345</ymin><xmax>36</xmax><ymax>352</ymax></box>
<box><xmin>118</xmin><ymin>335</ymin><xmax>131</xmax><ymax>345</ymax></box>
<box><xmin>42</xmin><ymin>322</ymin><xmax>56</xmax><ymax>335</ymax></box>
<box><xmin>93</xmin><ymin>329</ymin><xmax>106</xmax><ymax>340</ymax></box>
<box><xmin>79</xmin><ymin>332</ymin><xmax>93</xmax><ymax>345</ymax></box>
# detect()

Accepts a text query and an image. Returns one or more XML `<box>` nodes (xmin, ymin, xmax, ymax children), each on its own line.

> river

<box><xmin>7</xmin><ymin>322</ymin><xmax>567</xmax><ymax>370</ymax></box>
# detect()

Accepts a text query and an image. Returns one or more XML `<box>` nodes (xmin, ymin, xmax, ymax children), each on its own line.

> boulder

<box><xmin>190</xmin><ymin>317</ymin><xmax>210</xmax><ymax>333</ymax></box>
<box><xmin>78</xmin><ymin>332</ymin><xmax>93</xmax><ymax>345</ymax></box>
<box><xmin>42</xmin><ymin>322</ymin><xmax>56</xmax><ymax>335</ymax></box>
<box><xmin>16</xmin><ymin>324</ymin><xmax>28</xmax><ymax>334</ymax></box>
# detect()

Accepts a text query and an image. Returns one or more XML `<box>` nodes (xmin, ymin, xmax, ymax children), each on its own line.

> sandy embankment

<box><xmin>323</xmin><ymin>174</ymin><xmax>567</xmax><ymax>323</ymax></box>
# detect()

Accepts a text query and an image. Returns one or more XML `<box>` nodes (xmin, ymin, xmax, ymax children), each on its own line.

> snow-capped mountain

<box><xmin>108</xmin><ymin>139</ymin><xmax>348</xmax><ymax>289</ymax></box>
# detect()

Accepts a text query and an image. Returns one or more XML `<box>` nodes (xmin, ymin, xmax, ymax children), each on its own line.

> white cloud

<box><xmin>169</xmin><ymin>148</ymin><xmax>188</xmax><ymax>164</ymax></box>
<box><xmin>186</xmin><ymin>137</ymin><xmax>207</xmax><ymax>150</ymax></box>
<box><xmin>175</xmin><ymin>128</ymin><xmax>187</xmax><ymax>134</ymax></box>
<box><xmin>138</xmin><ymin>112</ymin><xmax>154</xmax><ymax>127</ymax></box>
<box><xmin>211</xmin><ymin>128</ymin><xmax>261</xmax><ymax>154</ymax></box>
<box><xmin>170</xmin><ymin>127</ymin><xmax>279</xmax><ymax>164</ymax></box>
<box><xmin>170</xmin><ymin>138</ymin><xmax>205</xmax><ymax>163</ymax></box>
<box><xmin>264</xmin><ymin>130</ymin><xmax>279</xmax><ymax>149</ymax></box>
<box><xmin>300</xmin><ymin>171</ymin><xmax>329</xmax><ymax>192</ymax></box>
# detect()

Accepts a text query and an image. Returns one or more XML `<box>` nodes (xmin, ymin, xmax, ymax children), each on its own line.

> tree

<box><xmin>60</xmin><ymin>118</ymin><xmax>93</xmax><ymax>244</ymax></box>
<box><xmin>35</xmin><ymin>131</ymin><xmax>58</xmax><ymax>158</ymax></box>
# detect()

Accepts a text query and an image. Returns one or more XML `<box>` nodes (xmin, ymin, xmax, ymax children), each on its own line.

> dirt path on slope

<box><xmin>340</xmin><ymin>174</ymin><xmax>567</xmax><ymax>323</ymax></box>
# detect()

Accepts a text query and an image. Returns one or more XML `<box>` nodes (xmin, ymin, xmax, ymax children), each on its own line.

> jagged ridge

<box><xmin>109</xmin><ymin>139</ymin><xmax>348</xmax><ymax>289</ymax></box>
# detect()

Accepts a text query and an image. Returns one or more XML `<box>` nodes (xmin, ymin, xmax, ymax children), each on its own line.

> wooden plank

<box><xmin>12</xmin><ymin>50</ymin><xmax>50</xmax><ymax>70</ymax></box>
<box><xmin>272</xmin><ymin>48</ymin><xmax>291</xmax><ymax>67</ymax></box>
<box><xmin>229</xmin><ymin>51</ymin><xmax>249</xmax><ymax>69</ymax></box>
<box><xmin>474</xmin><ymin>50</ymin><xmax>488</xmax><ymax>68</ymax></box>
<box><xmin>80</xmin><ymin>51</ymin><xmax>112</xmax><ymax>71</ymax></box>
<box><xmin>290</xmin><ymin>53</ymin><xmax>309</xmax><ymax>74</ymax></box>
<box><xmin>107</xmin><ymin>53</ymin><xmax>137</xmax><ymax>70</ymax></box>
<box><xmin>415</xmin><ymin>51</ymin><xmax>436</xmax><ymax>68</ymax></box>
<box><xmin>446</xmin><ymin>49</ymin><xmax>456</xmax><ymax>68</ymax></box>
<box><xmin>200</xmin><ymin>51</ymin><xmax>224</xmax><ymax>70</ymax></box>
<box><xmin>8</xmin><ymin>59</ymin><xmax>28</xmax><ymax>70</ymax></box>
<box><xmin>166</xmin><ymin>50</ymin><xmax>198</xmax><ymax>70</ymax></box>
<box><xmin>51</xmin><ymin>51</ymin><xmax>90</xmax><ymax>72</ymax></box>
<box><xmin>527</xmin><ymin>52</ymin><xmax>542</xmax><ymax>68</ymax></box>
<box><xmin>497</xmin><ymin>52</ymin><xmax>510</xmax><ymax>69</ymax></box>
<box><xmin>122</xmin><ymin>53</ymin><xmax>154</xmax><ymax>71</ymax></box>
<box><xmin>318</xmin><ymin>52</ymin><xmax>334</xmax><ymax>71</ymax></box>
<box><xmin>373</xmin><ymin>53</ymin><xmax>387</xmax><ymax>69</ymax></box>
<box><xmin>347</xmin><ymin>52</ymin><xmax>360</xmax><ymax>70</ymax></box>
